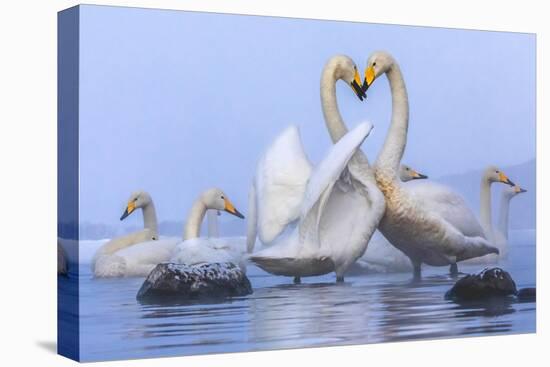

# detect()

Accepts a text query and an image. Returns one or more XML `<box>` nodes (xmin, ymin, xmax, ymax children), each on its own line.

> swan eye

<box><xmin>221</xmin><ymin>196</ymin><xmax>225</xmax><ymax>200</ymax></box>
<box><xmin>373</xmin><ymin>62</ymin><xmax>377</xmax><ymax>67</ymax></box>
<box><xmin>406</xmin><ymin>167</ymin><xmax>410</xmax><ymax>171</ymax></box>
<box><xmin>495</xmin><ymin>170</ymin><xmax>500</xmax><ymax>174</ymax></box>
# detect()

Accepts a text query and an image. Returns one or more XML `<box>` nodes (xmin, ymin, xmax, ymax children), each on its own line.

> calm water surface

<box><xmin>67</xmin><ymin>231</ymin><xmax>536</xmax><ymax>362</ymax></box>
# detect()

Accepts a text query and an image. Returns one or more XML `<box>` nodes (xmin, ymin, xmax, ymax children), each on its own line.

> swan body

<box><xmin>171</xmin><ymin>237</ymin><xmax>248</xmax><ymax>270</ymax></box>
<box><xmin>92</xmin><ymin>191</ymin><xmax>180</xmax><ymax>277</ymax></box>
<box><xmin>358</xmin><ymin>51</ymin><xmax>499</xmax><ymax>276</ymax></box>
<box><xmin>170</xmin><ymin>188</ymin><xmax>247</xmax><ymax>270</ymax></box>
<box><xmin>94</xmin><ymin>237</ymin><xmax>179</xmax><ymax>277</ymax></box>
<box><xmin>353</xmin><ymin>164</ymin><xmax>427</xmax><ymax>274</ymax></box>
<box><xmin>250</xmin><ymin>122</ymin><xmax>384</xmax><ymax>279</ymax></box>
<box><xmin>404</xmin><ymin>182</ymin><xmax>487</xmax><ymax>240</ymax></box>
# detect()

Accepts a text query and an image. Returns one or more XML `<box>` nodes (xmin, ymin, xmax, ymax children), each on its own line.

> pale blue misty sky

<box><xmin>77</xmin><ymin>5</ymin><xmax>535</xmax><ymax>227</ymax></box>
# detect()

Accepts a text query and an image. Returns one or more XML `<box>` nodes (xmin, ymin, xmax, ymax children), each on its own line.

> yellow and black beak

<box><xmin>224</xmin><ymin>197</ymin><xmax>245</xmax><ymax>219</ymax></box>
<box><xmin>351</xmin><ymin>68</ymin><xmax>367</xmax><ymax>101</ymax></box>
<box><xmin>362</xmin><ymin>65</ymin><xmax>376</xmax><ymax>93</ymax></box>
<box><xmin>120</xmin><ymin>201</ymin><xmax>136</xmax><ymax>221</ymax></box>
<box><xmin>499</xmin><ymin>172</ymin><xmax>515</xmax><ymax>186</ymax></box>
<box><xmin>411</xmin><ymin>170</ymin><xmax>428</xmax><ymax>180</ymax></box>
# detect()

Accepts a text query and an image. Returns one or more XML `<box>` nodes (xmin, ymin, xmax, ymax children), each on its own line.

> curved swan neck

<box><xmin>206</xmin><ymin>210</ymin><xmax>219</xmax><ymax>238</ymax></box>
<box><xmin>142</xmin><ymin>201</ymin><xmax>158</xmax><ymax>238</ymax></box>
<box><xmin>374</xmin><ymin>63</ymin><xmax>409</xmax><ymax>176</ymax></box>
<box><xmin>479</xmin><ymin>178</ymin><xmax>493</xmax><ymax>240</ymax></box>
<box><xmin>321</xmin><ymin>65</ymin><xmax>348</xmax><ymax>143</ymax></box>
<box><xmin>321</xmin><ymin>60</ymin><xmax>370</xmax><ymax>166</ymax></box>
<box><xmin>183</xmin><ymin>199</ymin><xmax>207</xmax><ymax>240</ymax></box>
<box><xmin>497</xmin><ymin>193</ymin><xmax>512</xmax><ymax>240</ymax></box>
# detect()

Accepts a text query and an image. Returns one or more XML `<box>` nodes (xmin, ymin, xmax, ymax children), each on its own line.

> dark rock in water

<box><xmin>137</xmin><ymin>262</ymin><xmax>252</xmax><ymax>303</ymax></box>
<box><xmin>517</xmin><ymin>287</ymin><xmax>536</xmax><ymax>301</ymax></box>
<box><xmin>445</xmin><ymin>267</ymin><xmax>517</xmax><ymax>301</ymax></box>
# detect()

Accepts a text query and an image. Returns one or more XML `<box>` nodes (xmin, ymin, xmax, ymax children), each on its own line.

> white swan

<box><xmin>249</xmin><ymin>121</ymin><xmax>383</xmax><ymax>282</ymax></box>
<box><xmin>459</xmin><ymin>166</ymin><xmax>516</xmax><ymax>265</ymax></box>
<box><xmin>403</xmin><ymin>165</ymin><xmax>515</xmax><ymax>270</ymax></box>
<box><xmin>357</xmin><ymin>51</ymin><xmax>499</xmax><ymax>278</ymax></box>
<box><xmin>478</xmin><ymin>166</ymin><xmax>516</xmax><ymax>242</ymax></box>
<box><xmin>92</xmin><ymin>191</ymin><xmax>179</xmax><ymax>277</ymax></box>
<box><xmin>170</xmin><ymin>188</ymin><xmax>248</xmax><ymax>269</ymax></box>
<box><xmin>495</xmin><ymin>184</ymin><xmax>527</xmax><ymax>258</ymax></box>
<box><xmin>247</xmin><ymin>55</ymin><xmax>384</xmax><ymax>283</ymax></box>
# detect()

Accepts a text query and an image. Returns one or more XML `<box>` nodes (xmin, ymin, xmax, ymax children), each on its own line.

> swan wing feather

<box><xmin>299</xmin><ymin>122</ymin><xmax>374</xmax><ymax>250</ymax></box>
<box><xmin>254</xmin><ymin>125</ymin><xmax>313</xmax><ymax>245</ymax></box>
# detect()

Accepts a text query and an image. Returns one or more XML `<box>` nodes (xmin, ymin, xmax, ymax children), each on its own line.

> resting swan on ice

<box><xmin>92</xmin><ymin>191</ymin><xmax>179</xmax><ymax>277</ymax></box>
<box><xmin>169</xmin><ymin>188</ymin><xmax>247</xmax><ymax>269</ymax></box>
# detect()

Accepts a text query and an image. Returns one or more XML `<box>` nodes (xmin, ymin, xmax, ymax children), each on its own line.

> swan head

<box><xmin>362</xmin><ymin>51</ymin><xmax>396</xmax><ymax>92</ymax></box>
<box><xmin>483</xmin><ymin>166</ymin><xmax>515</xmax><ymax>186</ymax></box>
<box><xmin>504</xmin><ymin>185</ymin><xmax>527</xmax><ymax>198</ymax></box>
<box><xmin>400</xmin><ymin>164</ymin><xmax>428</xmax><ymax>182</ymax></box>
<box><xmin>325</xmin><ymin>55</ymin><xmax>366</xmax><ymax>100</ymax></box>
<box><xmin>120</xmin><ymin>191</ymin><xmax>152</xmax><ymax>221</ymax></box>
<box><xmin>201</xmin><ymin>188</ymin><xmax>245</xmax><ymax>219</ymax></box>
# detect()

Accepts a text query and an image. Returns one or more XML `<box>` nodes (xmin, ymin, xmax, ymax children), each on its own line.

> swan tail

<box><xmin>457</xmin><ymin>236</ymin><xmax>499</xmax><ymax>262</ymax></box>
<box><xmin>246</xmin><ymin>182</ymin><xmax>258</xmax><ymax>253</ymax></box>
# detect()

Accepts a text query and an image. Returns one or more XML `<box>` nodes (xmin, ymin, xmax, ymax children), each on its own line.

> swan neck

<box><xmin>497</xmin><ymin>193</ymin><xmax>511</xmax><ymax>240</ymax></box>
<box><xmin>320</xmin><ymin>62</ymin><xmax>370</xmax><ymax>166</ymax></box>
<box><xmin>480</xmin><ymin>178</ymin><xmax>493</xmax><ymax>240</ymax></box>
<box><xmin>206</xmin><ymin>210</ymin><xmax>219</xmax><ymax>238</ymax></box>
<box><xmin>321</xmin><ymin>67</ymin><xmax>348</xmax><ymax>143</ymax></box>
<box><xmin>142</xmin><ymin>201</ymin><xmax>158</xmax><ymax>238</ymax></box>
<box><xmin>375</xmin><ymin>64</ymin><xmax>409</xmax><ymax>176</ymax></box>
<box><xmin>184</xmin><ymin>199</ymin><xmax>207</xmax><ymax>240</ymax></box>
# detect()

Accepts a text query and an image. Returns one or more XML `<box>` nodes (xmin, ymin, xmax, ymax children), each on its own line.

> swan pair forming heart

<box><xmin>247</xmin><ymin>51</ymin><xmax>510</xmax><ymax>282</ymax></box>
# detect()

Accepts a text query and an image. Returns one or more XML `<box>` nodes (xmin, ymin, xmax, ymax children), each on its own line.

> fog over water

<box><xmin>76</xmin><ymin>5</ymin><xmax>536</xmax><ymax>233</ymax></box>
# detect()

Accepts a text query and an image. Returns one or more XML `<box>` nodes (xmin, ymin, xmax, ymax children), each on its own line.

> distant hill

<box><xmin>434</xmin><ymin>159</ymin><xmax>536</xmax><ymax>230</ymax></box>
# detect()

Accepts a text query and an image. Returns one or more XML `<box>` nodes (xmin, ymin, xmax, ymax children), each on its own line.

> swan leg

<box><xmin>336</xmin><ymin>276</ymin><xmax>345</xmax><ymax>283</ymax></box>
<box><xmin>449</xmin><ymin>263</ymin><xmax>459</xmax><ymax>277</ymax></box>
<box><xmin>293</xmin><ymin>276</ymin><xmax>301</xmax><ymax>284</ymax></box>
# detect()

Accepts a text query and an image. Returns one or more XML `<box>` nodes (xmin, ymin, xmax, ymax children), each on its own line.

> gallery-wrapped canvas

<box><xmin>58</xmin><ymin>4</ymin><xmax>536</xmax><ymax>362</ymax></box>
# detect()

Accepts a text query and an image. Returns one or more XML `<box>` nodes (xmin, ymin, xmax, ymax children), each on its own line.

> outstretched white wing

<box><xmin>253</xmin><ymin>125</ymin><xmax>313</xmax><ymax>246</ymax></box>
<box><xmin>249</xmin><ymin>122</ymin><xmax>384</xmax><ymax>277</ymax></box>
<box><xmin>298</xmin><ymin>122</ymin><xmax>378</xmax><ymax>255</ymax></box>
